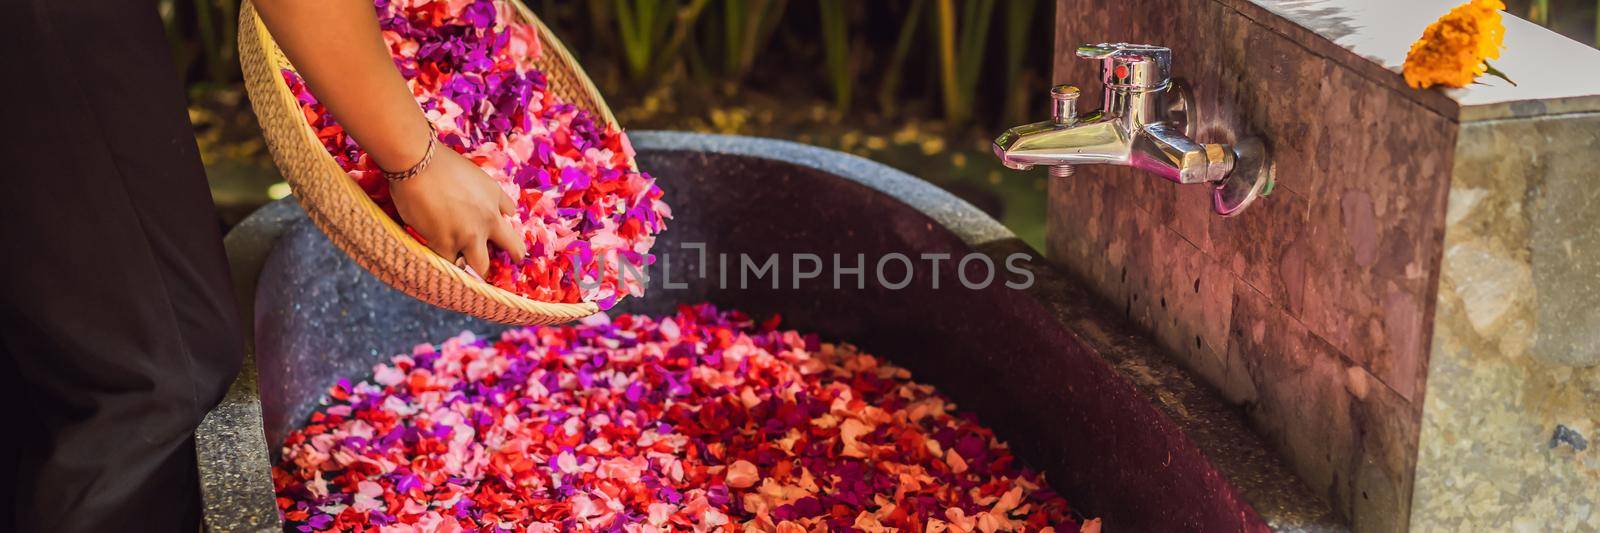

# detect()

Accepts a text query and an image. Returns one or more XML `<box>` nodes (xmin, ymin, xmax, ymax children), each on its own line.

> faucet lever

<box><xmin>1073</xmin><ymin>43</ymin><xmax>1120</xmax><ymax>60</ymax></box>
<box><xmin>1075</xmin><ymin>43</ymin><xmax>1172</xmax><ymax>92</ymax></box>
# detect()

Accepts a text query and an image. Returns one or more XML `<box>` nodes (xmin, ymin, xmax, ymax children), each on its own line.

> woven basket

<box><xmin>239</xmin><ymin>0</ymin><xmax>615</xmax><ymax>325</ymax></box>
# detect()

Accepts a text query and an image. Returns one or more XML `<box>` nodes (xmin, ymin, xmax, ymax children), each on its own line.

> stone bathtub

<box><xmin>198</xmin><ymin>131</ymin><xmax>1341</xmax><ymax>531</ymax></box>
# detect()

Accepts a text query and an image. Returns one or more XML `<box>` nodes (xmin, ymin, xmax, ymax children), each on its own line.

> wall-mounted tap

<box><xmin>993</xmin><ymin>43</ymin><xmax>1272</xmax><ymax>216</ymax></box>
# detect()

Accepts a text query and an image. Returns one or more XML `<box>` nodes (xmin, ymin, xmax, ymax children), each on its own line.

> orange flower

<box><xmin>1402</xmin><ymin>0</ymin><xmax>1509</xmax><ymax>89</ymax></box>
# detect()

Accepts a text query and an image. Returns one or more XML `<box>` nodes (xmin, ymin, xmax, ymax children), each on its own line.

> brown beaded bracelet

<box><xmin>382</xmin><ymin>122</ymin><xmax>439</xmax><ymax>182</ymax></box>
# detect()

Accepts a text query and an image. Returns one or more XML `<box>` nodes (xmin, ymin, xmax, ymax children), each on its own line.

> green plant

<box><xmin>718</xmin><ymin>0</ymin><xmax>788</xmax><ymax>84</ymax></box>
<box><xmin>818</xmin><ymin>0</ymin><xmax>853</xmax><ymax>111</ymax></box>
<box><xmin>935</xmin><ymin>0</ymin><xmax>995</xmax><ymax>126</ymax></box>
<box><xmin>613</xmin><ymin>0</ymin><xmax>712</xmax><ymax>82</ymax></box>
<box><xmin>1530</xmin><ymin>0</ymin><xmax>1550</xmax><ymax>24</ymax></box>
<box><xmin>1001</xmin><ymin>0</ymin><xmax>1038</xmax><ymax>125</ymax></box>
<box><xmin>877</xmin><ymin>0</ymin><xmax>928</xmax><ymax>116</ymax></box>
<box><xmin>159</xmin><ymin>0</ymin><xmax>240</xmax><ymax>92</ymax></box>
<box><xmin>158</xmin><ymin>0</ymin><xmax>194</xmax><ymax>82</ymax></box>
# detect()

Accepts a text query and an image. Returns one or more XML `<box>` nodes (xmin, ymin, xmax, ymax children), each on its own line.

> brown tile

<box><xmin>1228</xmin><ymin>285</ymin><xmax>1420</xmax><ymax>532</ymax></box>
<box><xmin>1349</xmin><ymin>366</ymin><xmax>1421</xmax><ymax>533</ymax></box>
<box><xmin>1308</xmin><ymin>53</ymin><xmax>1369</xmax><ymax>194</ymax></box>
<box><xmin>1215</xmin><ymin>186</ymin><xmax>1312</xmax><ymax>315</ymax></box>
<box><xmin>1145</xmin><ymin>225</ymin><xmax>1247</xmax><ymax>402</ymax></box>
<box><xmin>1047</xmin><ymin>169</ymin><xmax>1149</xmax><ymax>303</ymax></box>
<box><xmin>1298</xmin><ymin>85</ymin><xmax>1452</xmax><ymax>401</ymax></box>
<box><xmin>1046</xmin><ymin>173</ymin><xmax>1103</xmax><ymax>280</ymax></box>
<box><xmin>1104</xmin><ymin>177</ymin><xmax>1162</xmax><ymax>324</ymax></box>
<box><xmin>1167</xmin><ymin>170</ymin><xmax>1219</xmax><ymax>254</ymax></box>
<box><xmin>1229</xmin><ymin>285</ymin><xmax>1348</xmax><ymax>497</ymax></box>
<box><xmin>1222</xmin><ymin>11</ymin><xmax>1327</xmax><ymax>199</ymax></box>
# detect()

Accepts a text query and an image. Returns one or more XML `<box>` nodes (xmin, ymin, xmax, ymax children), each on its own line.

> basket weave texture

<box><xmin>239</xmin><ymin>0</ymin><xmax>615</xmax><ymax>325</ymax></box>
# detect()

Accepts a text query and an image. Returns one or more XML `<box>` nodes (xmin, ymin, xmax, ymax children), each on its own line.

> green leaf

<box><xmin>1483</xmin><ymin>61</ymin><xmax>1517</xmax><ymax>86</ymax></box>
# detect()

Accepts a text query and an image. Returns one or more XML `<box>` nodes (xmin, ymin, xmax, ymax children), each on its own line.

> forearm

<box><xmin>253</xmin><ymin>0</ymin><xmax>429</xmax><ymax>171</ymax></box>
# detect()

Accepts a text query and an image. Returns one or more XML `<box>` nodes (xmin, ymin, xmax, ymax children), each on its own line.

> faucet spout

<box><xmin>991</xmin><ymin>42</ymin><xmax>1272</xmax><ymax>216</ymax></box>
<box><xmin>992</xmin><ymin>118</ymin><xmax>1128</xmax><ymax>171</ymax></box>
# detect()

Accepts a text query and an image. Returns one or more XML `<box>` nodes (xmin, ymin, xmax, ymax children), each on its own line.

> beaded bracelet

<box><xmin>382</xmin><ymin>122</ymin><xmax>439</xmax><ymax>182</ymax></box>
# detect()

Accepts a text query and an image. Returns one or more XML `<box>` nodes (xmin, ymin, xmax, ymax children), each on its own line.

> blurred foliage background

<box><xmin>174</xmin><ymin>0</ymin><xmax>1600</xmax><ymax>249</ymax></box>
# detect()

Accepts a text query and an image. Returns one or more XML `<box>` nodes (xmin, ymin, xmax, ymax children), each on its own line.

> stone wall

<box><xmin>1049</xmin><ymin>1</ymin><xmax>1449</xmax><ymax>529</ymax></box>
<box><xmin>1411</xmin><ymin>113</ymin><xmax>1600</xmax><ymax>530</ymax></box>
<box><xmin>1047</xmin><ymin>1</ymin><xmax>1600</xmax><ymax>530</ymax></box>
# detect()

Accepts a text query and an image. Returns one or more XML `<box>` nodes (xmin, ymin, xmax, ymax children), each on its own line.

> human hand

<box><xmin>389</xmin><ymin>148</ymin><xmax>527</xmax><ymax>277</ymax></box>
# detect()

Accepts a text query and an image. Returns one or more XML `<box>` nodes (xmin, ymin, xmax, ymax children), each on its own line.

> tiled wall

<box><xmin>1048</xmin><ymin>1</ymin><xmax>1456</xmax><ymax>529</ymax></box>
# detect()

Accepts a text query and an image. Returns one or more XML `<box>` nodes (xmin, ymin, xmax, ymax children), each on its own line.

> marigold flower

<box><xmin>1402</xmin><ymin>0</ymin><xmax>1510</xmax><ymax>89</ymax></box>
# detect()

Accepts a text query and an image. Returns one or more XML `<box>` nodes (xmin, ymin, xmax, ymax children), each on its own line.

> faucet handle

<box><xmin>1075</xmin><ymin>43</ymin><xmax>1172</xmax><ymax>92</ymax></box>
<box><xmin>1050</xmin><ymin>85</ymin><xmax>1079</xmax><ymax>125</ymax></box>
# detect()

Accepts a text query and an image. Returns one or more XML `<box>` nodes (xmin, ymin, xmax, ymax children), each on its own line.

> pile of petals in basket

<box><xmin>282</xmin><ymin>0</ymin><xmax>669</xmax><ymax>308</ymax></box>
<box><xmin>273</xmin><ymin>304</ymin><xmax>1098</xmax><ymax>532</ymax></box>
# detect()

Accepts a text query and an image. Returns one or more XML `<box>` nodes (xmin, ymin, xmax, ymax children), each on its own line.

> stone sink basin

<box><xmin>200</xmin><ymin>131</ymin><xmax>1341</xmax><ymax>531</ymax></box>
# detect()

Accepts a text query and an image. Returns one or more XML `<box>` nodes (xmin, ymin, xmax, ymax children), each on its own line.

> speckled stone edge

<box><xmin>198</xmin><ymin>132</ymin><xmax>1337</xmax><ymax>531</ymax></box>
<box><xmin>200</xmin><ymin>199</ymin><xmax>305</xmax><ymax>532</ymax></box>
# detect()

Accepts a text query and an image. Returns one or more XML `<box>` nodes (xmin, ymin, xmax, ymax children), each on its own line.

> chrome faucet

<box><xmin>994</xmin><ymin>43</ymin><xmax>1271</xmax><ymax>216</ymax></box>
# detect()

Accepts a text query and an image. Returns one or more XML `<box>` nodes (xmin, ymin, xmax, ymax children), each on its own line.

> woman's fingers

<box><xmin>489</xmin><ymin>216</ymin><xmax>527</xmax><ymax>262</ymax></box>
<box><xmin>498</xmin><ymin>189</ymin><xmax>517</xmax><ymax>216</ymax></box>
<box><xmin>462</xmin><ymin>239</ymin><xmax>491</xmax><ymax>279</ymax></box>
<box><xmin>396</xmin><ymin>157</ymin><xmax>524</xmax><ymax>278</ymax></box>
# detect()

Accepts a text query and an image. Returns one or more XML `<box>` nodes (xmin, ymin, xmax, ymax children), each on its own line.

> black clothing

<box><xmin>0</xmin><ymin>0</ymin><xmax>245</xmax><ymax>531</ymax></box>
